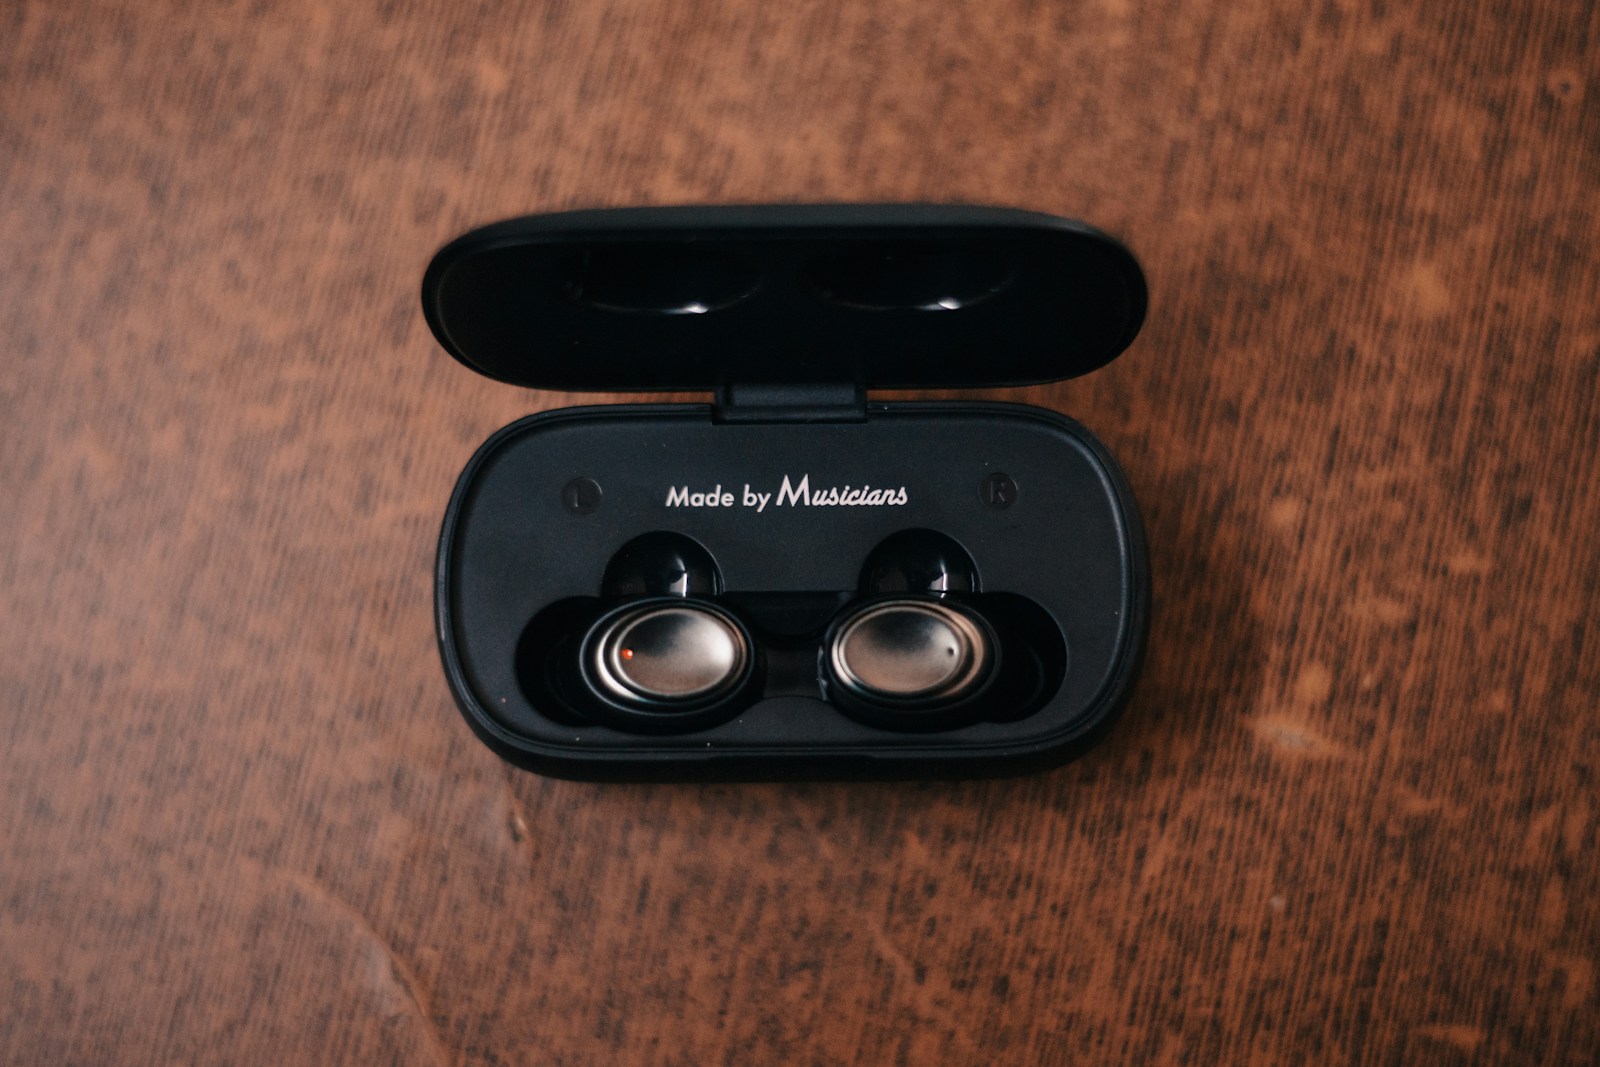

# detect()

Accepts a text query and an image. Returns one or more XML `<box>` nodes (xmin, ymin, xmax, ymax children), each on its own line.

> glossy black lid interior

<box><xmin>422</xmin><ymin>204</ymin><xmax>1146</xmax><ymax>391</ymax></box>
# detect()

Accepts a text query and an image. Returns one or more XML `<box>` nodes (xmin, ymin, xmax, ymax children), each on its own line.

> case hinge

<box><xmin>713</xmin><ymin>383</ymin><xmax>867</xmax><ymax>424</ymax></box>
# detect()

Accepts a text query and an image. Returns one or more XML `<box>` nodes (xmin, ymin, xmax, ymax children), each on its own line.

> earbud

<box><xmin>822</xmin><ymin>531</ymin><xmax>997</xmax><ymax>730</ymax></box>
<box><xmin>579</xmin><ymin>533</ymin><xmax>756</xmax><ymax>732</ymax></box>
<box><xmin>587</xmin><ymin>601</ymin><xmax>750</xmax><ymax>707</ymax></box>
<box><xmin>859</xmin><ymin>528</ymin><xmax>980</xmax><ymax>595</ymax></box>
<box><xmin>827</xmin><ymin>598</ymin><xmax>991</xmax><ymax>705</ymax></box>
<box><xmin>601</xmin><ymin>531</ymin><xmax>721</xmax><ymax>598</ymax></box>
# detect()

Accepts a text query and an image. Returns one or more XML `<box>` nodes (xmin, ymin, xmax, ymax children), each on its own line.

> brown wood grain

<box><xmin>3</xmin><ymin>0</ymin><xmax>1597</xmax><ymax>1063</ymax></box>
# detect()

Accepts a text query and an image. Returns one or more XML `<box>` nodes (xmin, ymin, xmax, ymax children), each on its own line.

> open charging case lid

<box><xmin>421</xmin><ymin>203</ymin><xmax>1146</xmax><ymax>394</ymax></box>
<box><xmin>423</xmin><ymin>204</ymin><xmax>1148</xmax><ymax>780</ymax></box>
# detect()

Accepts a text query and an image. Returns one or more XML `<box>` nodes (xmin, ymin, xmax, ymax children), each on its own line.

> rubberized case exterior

<box><xmin>422</xmin><ymin>204</ymin><xmax>1146</xmax><ymax>391</ymax></box>
<box><xmin>436</xmin><ymin>402</ymin><xmax>1148</xmax><ymax>780</ymax></box>
<box><xmin>425</xmin><ymin>205</ymin><xmax>1149</xmax><ymax>780</ymax></box>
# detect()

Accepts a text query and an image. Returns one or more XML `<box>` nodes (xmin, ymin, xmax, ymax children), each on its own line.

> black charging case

<box><xmin>423</xmin><ymin>204</ymin><xmax>1148</xmax><ymax>780</ymax></box>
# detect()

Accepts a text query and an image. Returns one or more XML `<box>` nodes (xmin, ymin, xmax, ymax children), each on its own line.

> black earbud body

<box><xmin>821</xmin><ymin>531</ymin><xmax>999</xmax><ymax>731</ymax></box>
<box><xmin>599</xmin><ymin>531</ymin><xmax>721</xmax><ymax>599</ymax></box>
<box><xmin>575</xmin><ymin>533</ymin><xmax>758</xmax><ymax>733</ymax></box>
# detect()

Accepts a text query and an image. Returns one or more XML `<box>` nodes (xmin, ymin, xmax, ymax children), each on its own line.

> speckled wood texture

<box><xmin>2</xmin><ymin>0</ymin><xmax>1597</xmax><ymax>1063</ymax></box>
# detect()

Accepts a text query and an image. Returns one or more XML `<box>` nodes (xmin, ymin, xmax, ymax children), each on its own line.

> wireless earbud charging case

<box><xmin>424</xmin><ymin>204</ymin><xmax>1148</xmax><ymax>780</ymax></box>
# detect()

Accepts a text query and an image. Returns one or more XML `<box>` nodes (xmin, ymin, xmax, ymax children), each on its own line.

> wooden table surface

<box><xmin>4</xmin><ymin>0</ymin><xmax>1597</xmax><ymax>1063</ymax></box>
